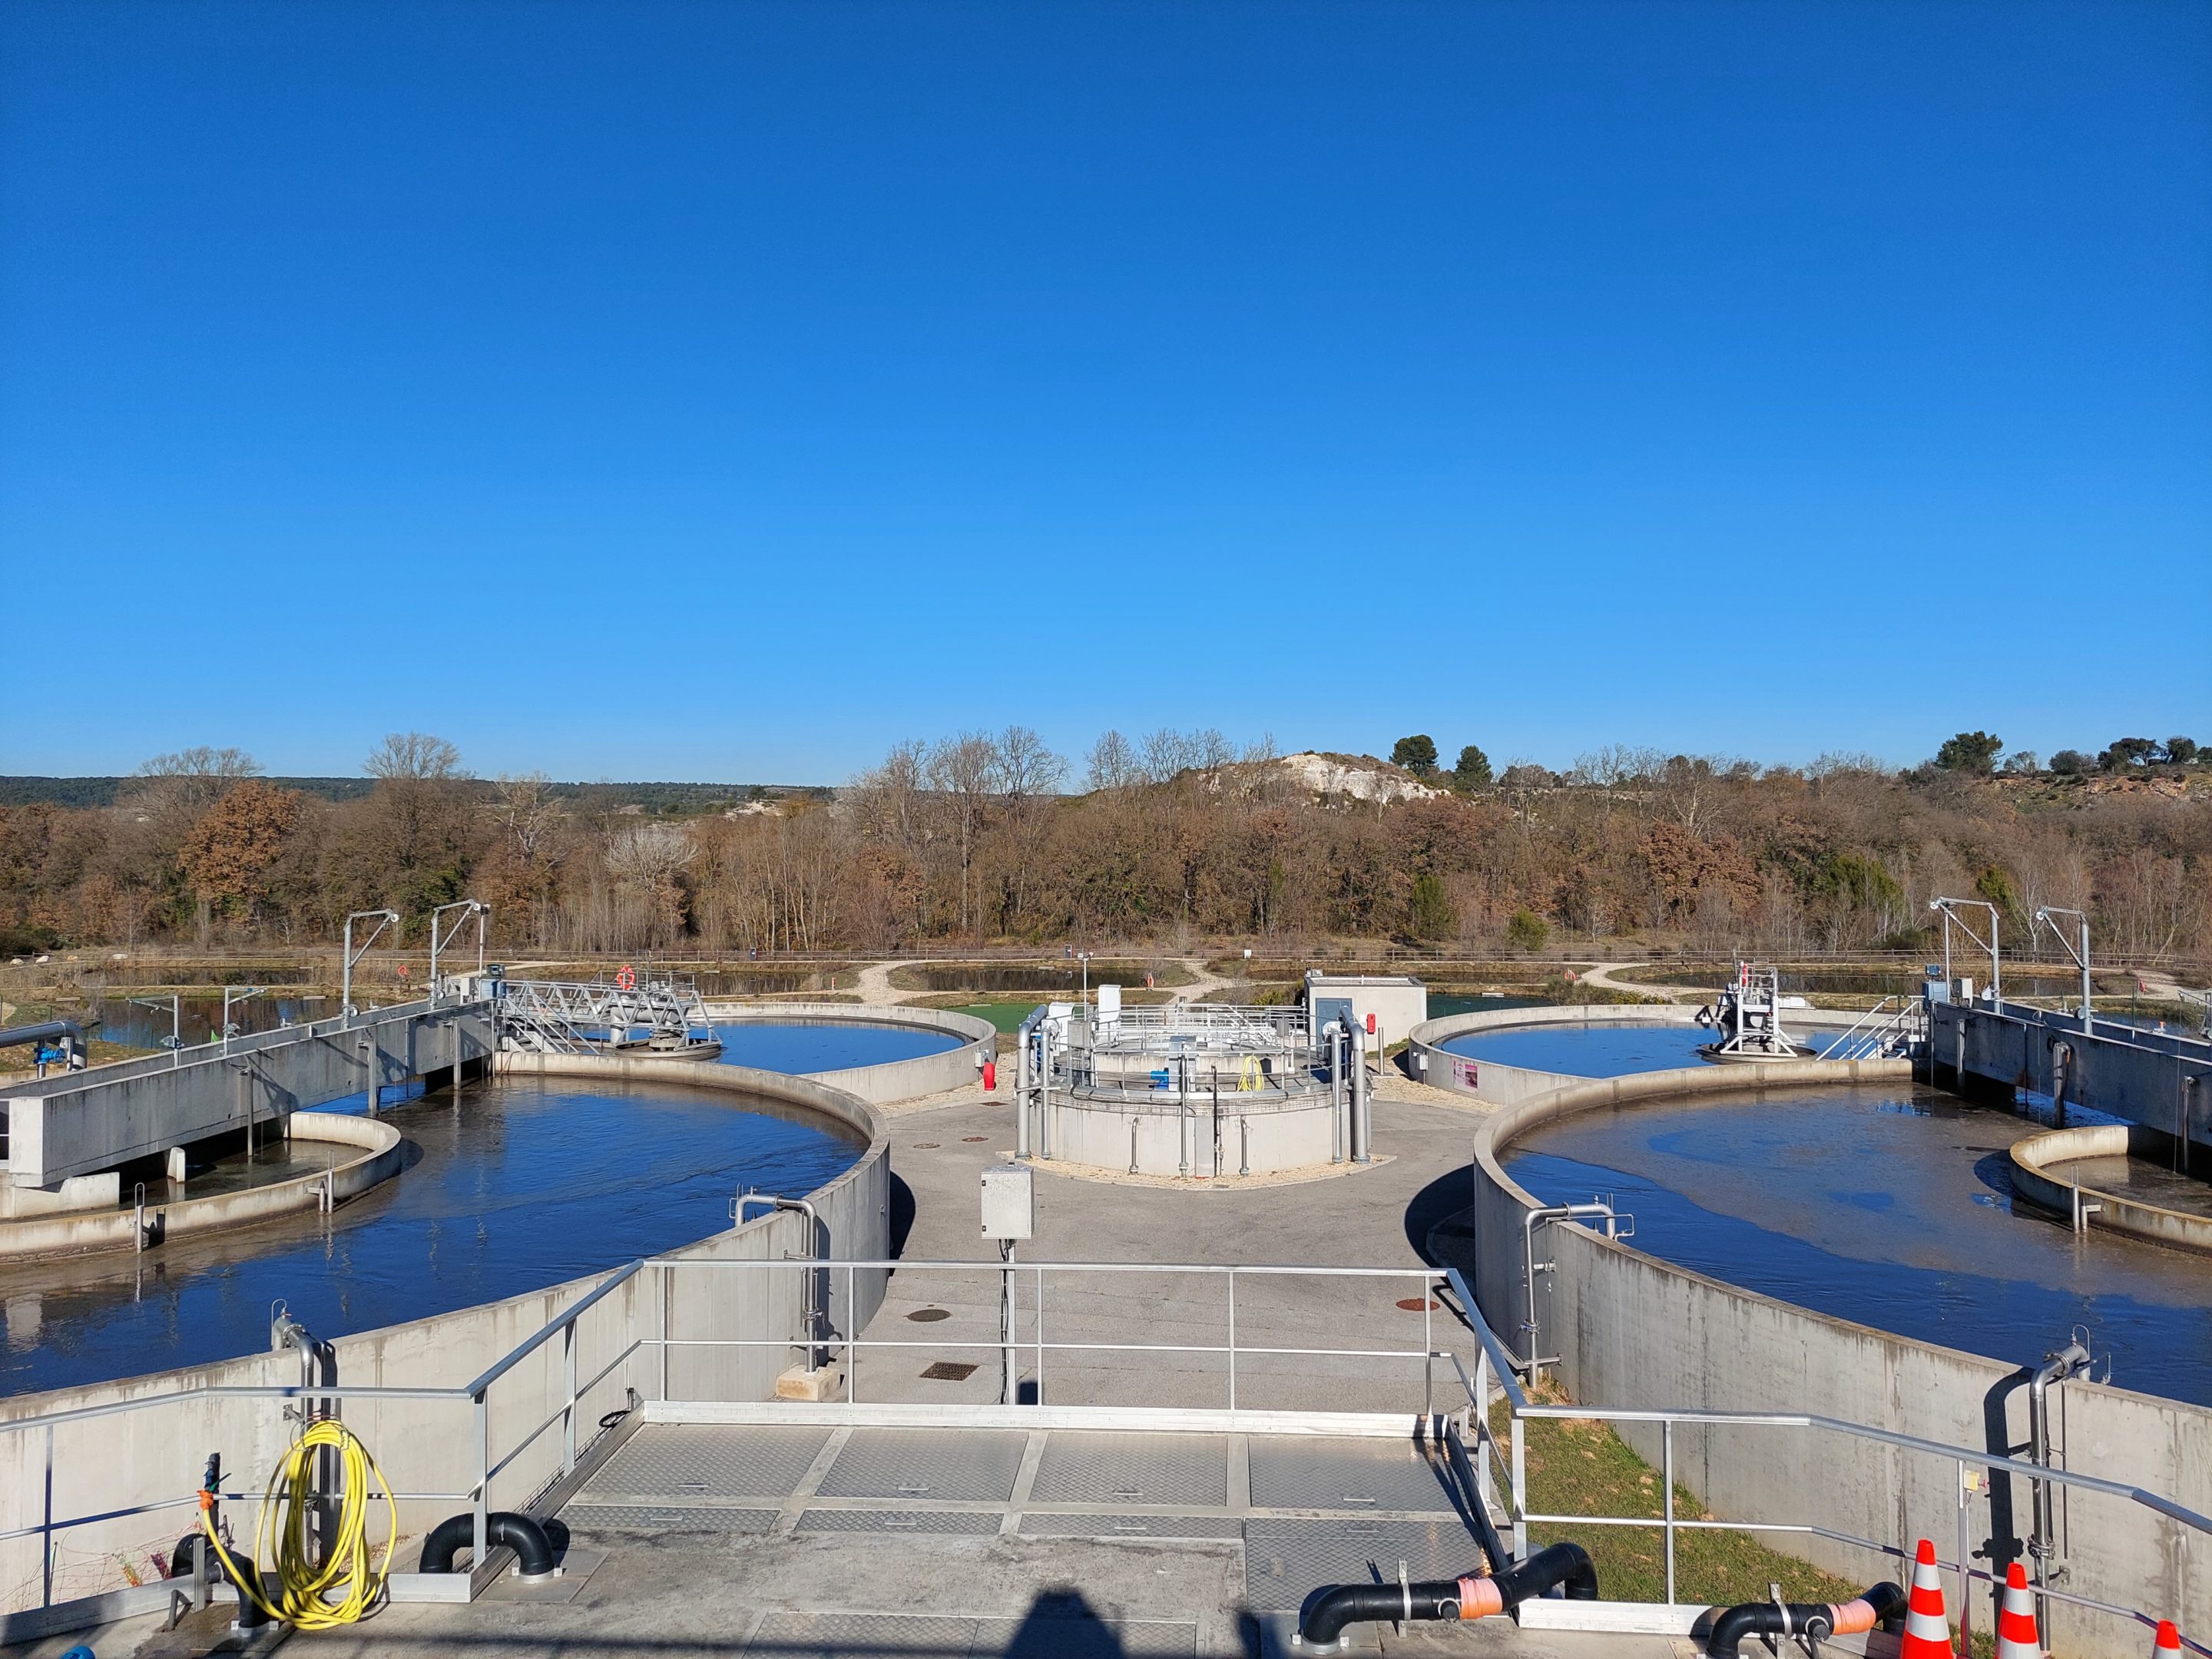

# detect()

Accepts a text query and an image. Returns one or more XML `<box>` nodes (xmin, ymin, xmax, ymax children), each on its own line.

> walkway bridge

<box><xmin>492</xmin><ymin>973</ymin><xmax>717</xmax><ymax>1058</ymax></box>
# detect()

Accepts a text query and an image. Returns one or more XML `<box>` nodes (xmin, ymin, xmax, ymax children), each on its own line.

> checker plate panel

<box><xmin>814</xmin><ymin>1427</ymin><xmax>1027</xmax><ymax>1502</ymax></box>
<box><xmin>1026</xmin><ymin>1432</ymin><xmax>1227</xmax><ymax>1508</ymax></box>
<box><xmin>1247</xmin><ymin>1436</ymin><xmax>1457</xmax><ymax>1513</ymax></box>
<box><xmin>583</xmin><ymin>1424</ymin><xmax>832</xmax><ymax>1499</ymax></box>
<box><xmin>1243</xmin><ymin>1517</ymin><xmax>1467</xmax><ymax>1613</ymax></box>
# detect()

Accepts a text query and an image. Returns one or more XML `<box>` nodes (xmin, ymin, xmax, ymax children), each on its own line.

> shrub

<box><xmin>1505</xmin><ymin>909</ymin><xmax>1551</xmax><ymax>952</ymax></box>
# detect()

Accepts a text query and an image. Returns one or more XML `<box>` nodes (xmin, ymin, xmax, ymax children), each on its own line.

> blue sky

<box><xmin>4</xmin><ymin>0</ymin><xmax>2207</xmax><ymax>783</ymax></box>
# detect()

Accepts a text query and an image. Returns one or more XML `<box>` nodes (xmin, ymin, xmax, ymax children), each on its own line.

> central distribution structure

<box><xmin>1012</xmin><ymin>989</ymin><xmax>1378</xmax><ymax>1177</ymax></box>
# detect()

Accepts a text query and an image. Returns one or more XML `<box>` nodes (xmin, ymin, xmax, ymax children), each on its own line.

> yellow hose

<box><xmin>198</xmin><ymin>1419</ymin><xmax>398</xmax><ymax>1630</ymax></box>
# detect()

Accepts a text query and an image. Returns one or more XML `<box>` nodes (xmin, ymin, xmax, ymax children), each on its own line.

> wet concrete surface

<box><xmin>1508</xmin><ymin>1082</ymin><xmax>2212</xmax><ymax>1405</ymax></box>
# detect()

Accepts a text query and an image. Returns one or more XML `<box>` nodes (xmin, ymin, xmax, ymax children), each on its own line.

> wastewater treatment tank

<box><xmin>1502</xmin><ymin>1081</ymin><xmax>2212</xmax><ymax>1407</ymax></box>
<box><xmin>709</xmin><ymin>1021</ymin><xmax>963</xmax><ymax>1073</ymax></box>
<box><xmin>1436</xmin><ymin>1020</ymin><xmax>1719</xmax><ymax>1078</ymax></box>
<box><xmin>0</xmin><ymin>1072</ymin><xmax>864</xmax><ymax>1399</ymax></box>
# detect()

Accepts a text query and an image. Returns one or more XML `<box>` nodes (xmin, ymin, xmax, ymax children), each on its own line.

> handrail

<box><xmin>461</xmin><ymin>1258</ymin><xmax>648</xmax><ymax>1398</ymax></box>
<box><xmin>1814</xmin><ymin>994</ymin><xmax>1914</xmax><ymax>1060</ymax></box>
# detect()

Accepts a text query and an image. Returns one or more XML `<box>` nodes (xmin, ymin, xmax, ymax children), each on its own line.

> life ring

<box><xmin>615</xmin><ymin>964</ymin><xmax>637</xmax><ymax>991</ymax></box>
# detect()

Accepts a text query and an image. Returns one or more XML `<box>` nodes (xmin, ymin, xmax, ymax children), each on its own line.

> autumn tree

<box><xmin>177</xmin><ymin>778</ymin><xmax>303</xmax><ymax>929</ymax></box>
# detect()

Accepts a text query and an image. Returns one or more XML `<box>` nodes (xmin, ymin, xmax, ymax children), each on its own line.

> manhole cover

<box><xmin>912</xmin><ymin>1142</ymin><xmax>940</xmax><ymax>1149</ymax></box>
<box><xmin>961</xmin><ymin>1135</ymin><xmax>989</xmax><ymax>1142</ymax></box>
<box><xmin>1396</xmin><ymin>1297</ymin><xmax>1441</xmax><ymax>1311</ymax></box>
<box><xmin>907</xmin><ymin>1308</ymin><xmax>952</xmax><ymax>1323</ymax></box>
<box><xmin>921</xmin><ymin>1361</ymin><xmax>978</xmax><ymax>1381</ymax></box>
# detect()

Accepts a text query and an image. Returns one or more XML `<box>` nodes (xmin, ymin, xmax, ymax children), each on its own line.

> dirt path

<box><xmin>1578</xmin><ymin>960</ymin><xmax>1702</xmax><ymax>1002</ymax></box>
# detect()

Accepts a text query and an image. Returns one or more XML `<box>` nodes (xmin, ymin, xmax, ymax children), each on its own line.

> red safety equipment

<box><xmin>2154</xmin><ymin>1621</ymin><xmax>2181</xmax><ymax>1654</ymax></box>
<box><xmin>615</xmin><ymin>963</ymin><xmax>637</xmax><ymax>991</ymax></box>
<box><xmin>1901</xmin><ymin>1538</ymin><xmax>1955</xmax><ymax>1658</ymax></box>
<box><xmin>1994</xmin><ymin>1563</ymin><xmax>2040</xmax><ymax>1659</ymax></box>
<box><xmin>982</xmin><ymin>1059</ymin><xmax>996</xmax><ymax>1092</ymax></box>
<box><xmin>1366</xmin><ymin>1012</ymin><xmax>1376</xmax><ymax>1035</ymax></box>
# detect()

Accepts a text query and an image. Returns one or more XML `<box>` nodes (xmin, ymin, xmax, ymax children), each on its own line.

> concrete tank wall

<box><xmin>1044</xmin><ymin>1092</ymin><xmax>1338</xmax><ymax>1176</ymax></box>
<box><xmin>0</xmin><ymin>1058</ymin><xmax>888</xmax><ymax>1631</ymax></box>
<box><xmin>1931</xmin><ymin>1000</ymin><xmax>2212</xmax><ymax>1154</ymax></box>
<box><xmin>1442</xmin><ymin>1065</ymin><xmax>2211</xmax><ymax>1659</ymax></box>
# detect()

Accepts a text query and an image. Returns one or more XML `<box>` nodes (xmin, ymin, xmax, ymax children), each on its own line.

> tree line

<box><xmin>0</xmin><ymin>728</ymin><xmax>2204</xmax><ymax>965</ymax></box>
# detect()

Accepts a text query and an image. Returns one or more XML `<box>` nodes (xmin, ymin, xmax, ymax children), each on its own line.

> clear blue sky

<box><xmin>4</xmin><ymin>0</ymin><xmax>2207</xmax><ymax>783</ymax></box>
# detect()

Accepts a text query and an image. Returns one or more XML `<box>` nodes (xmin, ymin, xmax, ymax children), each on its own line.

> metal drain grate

<box><xmin>795</xmin><ymin>1508</ymin><xmax>1004</xmax><ymax>1535</ymax></box>
<box><xmin>921</xmin><ymin>1360</ymin><xmax>979</xmax><ymax>1381</ymax></box>
<box><xmin>561</xmin><ymin>1504</ymin><xmax>778</xmax><ymax>1534</ymax></box>
<box><xmin>1017</xmin><ymin>1512</ymin><xmax>1245</xmax><ymax>1540</ymax></box>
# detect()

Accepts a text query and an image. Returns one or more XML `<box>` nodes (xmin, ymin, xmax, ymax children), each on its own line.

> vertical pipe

<box><xmin>1178</xmin><ymin>1100</ymin><xmax>1189</xmax><ymax>1178</ymax></box>
<box><xmin>1039</xmin><ymin>1026</ymin><xmax>1053</xmax><ymax>1161</ymax></box>
<box><xmin>1661</xmin><ymin>1420</ymin><xmax>1677</xmax><ymax>1603</ymax></box>
<box><xmin>1422</xmin><ymin>1290</ymin><xmax>1434</xmax><ymax>1417</ymax></box>
<box><xmin>1330</xmin><ymin>1029</ymin><xmax>1344</xmax><ymax>1164</ymax></box>
<box><xmin>41</xmin><ymin>1422</ymin><xmax>54</xmax><ymax>1609</ymax></box>
<box><xmin>659</xmin><ymin>1263</ymin><xmax>671</xmax><ymax>1403</ymax></box>
<box><xmin>1015</xmin><ymin>1029</ymin><xmax>1031</xmax><ymax>1159</ymax></box>
<box><xmin>1240</xmin><ymin>1115</ymin><xmax>1250</xmax><ymax>1177</ymax></box>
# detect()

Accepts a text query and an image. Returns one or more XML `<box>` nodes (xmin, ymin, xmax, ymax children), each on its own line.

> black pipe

<box><xmin>1441</xmin><ymin>1422</ymin><xmax>1512</xmax><ymax>1572</ymax></box>
<box><xmin>418</xmin><ymin>1511</ymin><xmax>558</xmax><ymax>1578</ymax></box>
<box><xmin>1297</xmin><ymin>1540</ymin><xmax>1595</xmax><ymax>1649</ymax></box>
<box><xmin>1705</xmin><ymin>1581</ymin><xmax>1905</xmax><ymax>1657</ymax></box>
<box><xmin>167</xmin><ymin>1535</ymin><xmax>271</xmax><ymax>1628</ymax></box>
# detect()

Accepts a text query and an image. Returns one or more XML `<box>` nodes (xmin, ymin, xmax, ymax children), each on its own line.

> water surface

<box><xmin>1439</xmin><ymin>1021</ymin><xmax>1714</xmax><ymax>1077</ymax></box>
<box><xmin>0</xmin><ymin>1076</ymin><xmax>862</xmax><ymax>1397</ymax></box>
<box><xmin>710</xmin><ymin>1022</ymin><xmax>962</xmax><ymax>1072</ymax></box>
<box><xmin>1505</xmin><ymin>1084</ymin><xmax>2212</xmax><ymax>1405</ymax></box>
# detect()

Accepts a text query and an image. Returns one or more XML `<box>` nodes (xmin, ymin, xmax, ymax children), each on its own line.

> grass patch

<box><xmin>1501</xmin><ymin>1379</ymin><xmax>1868</xmax><ymax>1608</ymax></box>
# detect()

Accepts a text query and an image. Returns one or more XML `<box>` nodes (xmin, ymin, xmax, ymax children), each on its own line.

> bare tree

<box><xmin>366</xmin><ymin>733</ymin><xmax>465</xmax><ymax>781</ymax></box>
<box><xmin>995</xmin><ymin>727</ymin><xmax>1066</xmax><ymax>801</ymax></box>
<box><xmin>1086</xmin><ymin>730</ymin><xmax>1138</xmax><ymax>792</ymax></box>
<box><xmin>931</xmin><ymin>732</ymin><xmax>998</xmax><ymax>933</ymax></box>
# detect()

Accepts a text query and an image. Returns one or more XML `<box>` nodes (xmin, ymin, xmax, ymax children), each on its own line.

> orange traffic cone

<box><xmin>1902</xmin><ymin>1538</ymin><xmax>1956</xmax><ymax>1659</ymax></box>
<box><xmin>2154</xmin><ymin>1621</ymin><xmax>2181</xmax><ymax>1654</ymax></box>
<box><xmin>1994</xmin><ymin>1562</ymin><xmax>2041</xmax><ymax>1659</ymax></box>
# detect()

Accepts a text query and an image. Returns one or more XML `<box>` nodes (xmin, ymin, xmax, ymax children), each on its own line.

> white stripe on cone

<box><xmin>1902</xmin><ymin>1538</ymin><xmax>1955</xmax><ymax>1658</ymax></box>
<box><xmin>1994</xmin><ymin>1563</ymin><xmax>2041</xmax><ymax>1659</ymax></box>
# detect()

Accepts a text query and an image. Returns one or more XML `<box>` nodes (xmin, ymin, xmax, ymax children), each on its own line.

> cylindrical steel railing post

<box><xmin>1226</xmin><ymin>1269</ymin><xmax>1237</xmax><ymax>1411</ymax></box>
<box><xmin>472</xmin><ymin>1391</ymin><xmax>490</xmax><ymax>1569</ymax></box>
<box><xmin>847</xmin><ymin>1265</ymin><xmax>859</xmax><ymax>1402</ymax></box>
<box><xmin>1662</xmin><ymin>1420</ymin><xmax>1676</xmax><ymax>1604</ymax></box>
<box><xmin>41</xmin><ymin>1422</ymin><xmax>54</xmax><ymax>1608</ymax></box>
<box><xmin>659</xmin><ymin>1262</ymin><xmax>671</xmax><ymax>1403</ymax></box>
<box><xmin>1510</xmin><ymin>1413</ymin><xmax>1528</xmax><ymax>1560</ymax></box>
<box><xmin>1034</xmin><ymin>1262</ymin><xmax>1045</xmax><ymax>1403</ymax></box>
<box><xmin>562</xmin><ymin>1316</ymin><xmax>578</xmax><ymax>1475</ymax></box>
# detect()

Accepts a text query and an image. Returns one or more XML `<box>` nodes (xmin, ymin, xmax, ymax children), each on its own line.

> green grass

<box><xmin>1500</xmin><ymin>1383</ymin><xmax>1867</xmax><ymax>1608</ymax></box>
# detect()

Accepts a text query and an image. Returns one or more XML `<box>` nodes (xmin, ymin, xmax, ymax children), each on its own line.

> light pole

<box><xmin>221</xmin><ymin>985</ymin><xmax>268</xmax><ymax>1053</ymax></box>
<box><xmin>131</xmin><ymin>994</ymin><xmax>182</xmax><ymax>1067</ymax></box>
<box><xmin>429</xmin><ymin>900</ymin><xmax>489</xmax><ymax>1005</ymax></box>
<box><xmin>1078</xmin><ymin>952</ymin><xmax>1093</xmax><ymax>1014</ymax></box>
<box><xmin>1929</xmin><ymin>898</ymin><xmax>2003</xmax><ymax>1005</ymax></box>
<box><xmin>2033</xmin><ymin>906</ymin><xmax>2094</xmax><ymax>1037</ymax></box>
<box><xmin>342</xmin><ymin>909</ymin><xmax>402</xmax><ymax>1024</ymax></box>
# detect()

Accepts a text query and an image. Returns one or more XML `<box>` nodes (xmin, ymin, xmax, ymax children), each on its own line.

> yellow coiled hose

<box><xmin>199</xmin><ymin>1419</ymin><xmax>397</xmax><ymax>1629</ymax></box>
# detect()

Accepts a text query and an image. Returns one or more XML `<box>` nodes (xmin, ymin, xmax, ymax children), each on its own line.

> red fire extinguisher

<box><xmin>982</xmin><ymin>1058</ymin><xmax>997</xmax><ymax>1092</ymax></box>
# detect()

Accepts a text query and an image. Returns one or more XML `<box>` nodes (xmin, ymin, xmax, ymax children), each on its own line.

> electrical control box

<box><xmin>979</xmin><ymin>1164</ymin><xmax>1034</xmax><ymax>1240</ymax></box>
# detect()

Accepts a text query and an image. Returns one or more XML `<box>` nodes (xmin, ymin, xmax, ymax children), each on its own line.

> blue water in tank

<box><xmin>0</xmin><ymin>1075</ymin><xmax>863</xmax><ymax>1398</ymax></box>
<box><xmin>1438</xmin><ymin>1022</ymin><xmax>1714</xmax><ymax>1077</ymax></box>
<box><xmin>1505</xmin><ymin>1082</ymin><xmax>2212</xmax><ymax>1406</ymax></box>
<box><xmin>709</xmin><ymin>1022</ymin><xmax>962</xmax><ymax>1072</ymax></box>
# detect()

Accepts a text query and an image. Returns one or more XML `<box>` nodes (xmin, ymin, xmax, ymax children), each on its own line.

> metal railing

<box><xmin>1813</xmin><ymin>994</ymin><xmax>1926</xmax><ymax>1061</ymax></box>
<box><xmin>644</xmin><ymin>1257</ymin><xmax>1457</xmax><ymax>1417</ymax></box>
<box><xmin>494</xmin><ymin>976</ymin><xmax>710</xmax><ymax>1057</ymax></box>
<box><xmin>1</xmin><ymin>1260</ymin><xmax>648</xmax><ymax>1624</ymax></box>
<box><xmin>1442</xmin><ymin>1267</ymin><xmax>2210</xmax><ymax>1657</ymax></box>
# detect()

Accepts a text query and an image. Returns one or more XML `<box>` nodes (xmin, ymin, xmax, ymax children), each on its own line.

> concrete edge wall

<box><xmin>2009</xmin><ymin>1124</ymin><xmax>2212</xmax><ymax>1254</ymax></box>
<box><xmin>0</xmin><ymin>1111</ymin><xmax>403</xmax><ymax>1261</ymax></box>
<box><xmin>697</xmin><ymin>1001</ymin><xmax>998</xmax><ymax>1104</ymax></box>
<box><xmin>1406</xmin><ymin>1003</ymin><xmax>1872</xmax><ymax>1104</ymax></box>
<box><xmin>1439</xmin><ymin>1063</ymin><xmax>2210</xmax><ymax>1659</ymax></box>
<box><xmin>0</xmin><ymin>1061</ymin><xmax>889</xmax><ymax>1623</ymax></box>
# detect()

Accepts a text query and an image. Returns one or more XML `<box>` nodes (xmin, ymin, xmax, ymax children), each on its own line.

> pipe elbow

<box><xmin>419</xmin><ymin>1511</ymin><xmax>558</xmax><ymax>1579</ymax></box>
